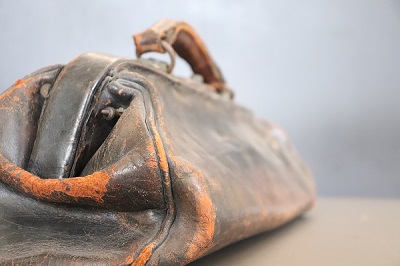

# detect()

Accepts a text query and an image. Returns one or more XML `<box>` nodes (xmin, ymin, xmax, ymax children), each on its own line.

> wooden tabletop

<box><xmin>190</xmin><ymin>198</ymin><xmax>400</xmax><ymax>266</ymax></box>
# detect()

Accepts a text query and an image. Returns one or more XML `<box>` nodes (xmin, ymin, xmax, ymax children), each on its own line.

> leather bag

<box><xmin>0</xmin><ymin>20</ymin><xmax>315</xmax><ymax>265</ymax></box>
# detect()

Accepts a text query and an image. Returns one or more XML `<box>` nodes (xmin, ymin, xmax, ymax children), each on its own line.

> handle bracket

<box><xmin>133</xmin><ymin>19</ymin><xmax>231</xmax><ymax>96</ymax></box>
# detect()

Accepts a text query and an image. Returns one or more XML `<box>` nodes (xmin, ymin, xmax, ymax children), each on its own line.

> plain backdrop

<box><xmin>0</xmin><ymin>0</ymin><xmax>399</xmax><ymax>197</ymax></box>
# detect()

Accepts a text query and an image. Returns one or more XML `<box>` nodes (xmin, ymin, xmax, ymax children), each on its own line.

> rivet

<box><xmin>101</xmin><ymin>106</ymin><xmax>125</xmax><ymax>120</ymax></box>
<box><xmin>40</xmin><ymin>83</ymin><xmax>51</xmax><ymax>98</ymax></box>
<box><xmin>101</xmin><ymin>107</ymin><xmax>116</xmax><ymax>120</ymax></box>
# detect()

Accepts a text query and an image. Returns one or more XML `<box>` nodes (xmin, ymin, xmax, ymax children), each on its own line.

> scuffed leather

<box><xmin>0</xmin><ymin>52</ymin><xmax>315</xmax><ymax>265</ymax></box>
<box><xmin>27</xmin><ymin>53</ymin><xmax>119</xmax><ymax>178</ymax></box>
<box><xmin>0</xmin><ymin>64</ymin><xmax>63</xmax><ymax>169</ymax></box>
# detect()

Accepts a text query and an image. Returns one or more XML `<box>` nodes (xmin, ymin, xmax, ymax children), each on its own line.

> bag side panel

<box><xmin>125</xmin><ymin>66</ymin><xmax>315</xmax><ymax>265</ymax></box>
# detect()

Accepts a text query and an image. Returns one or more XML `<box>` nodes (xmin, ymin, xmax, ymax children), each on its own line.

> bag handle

<box><xmin>133</xmin><ymin>19</ymin><xmax>229</xmax><ymax>95</ymax></box>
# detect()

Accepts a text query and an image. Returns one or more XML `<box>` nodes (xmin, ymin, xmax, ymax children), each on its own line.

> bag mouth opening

<box><xmin>0</xmin><ymin>54</ymin><xmax>168</xmax><ymax>213</ymax></box>
<box><xmin>28</xmin><ymin>81</ymin><xmax>137</xmax><ymax>179</ymax></box>
<box><xmin>24</xmin><ymin>55</ymin><xmax>136</xmax><ymax>179</ymax></box>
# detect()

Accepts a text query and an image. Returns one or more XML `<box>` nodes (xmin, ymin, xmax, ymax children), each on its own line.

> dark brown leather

<box><xmin>0</xmin><ymin>20</ymin><xmax>315</xmax><ymax>265</ymax></box>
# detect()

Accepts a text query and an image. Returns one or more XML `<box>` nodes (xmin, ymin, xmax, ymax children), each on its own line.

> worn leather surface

<box><xmin>0</xmin><ymin>180</ymin><xmax>163</xmax><ymax>264</ymax></box>
<box><xmin>27</xmin><ymin>53</ymin><xmax>119</xmax><ymax>178</ymax></box>
<box><xmin>0</xmin><ymin>20</ymin><xmax>315</xmax><ymax>266</ymax></box>
<box><xmin>0</xmin><ymin>54</ymin><xmax>315</xmax><ymax>265</ymax></box>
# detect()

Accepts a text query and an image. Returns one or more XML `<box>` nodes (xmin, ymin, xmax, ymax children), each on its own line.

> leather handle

<box><xmin>133</xmin><ymin>19</ymin><xmax>228</xmax><ymax>93</ymax></box>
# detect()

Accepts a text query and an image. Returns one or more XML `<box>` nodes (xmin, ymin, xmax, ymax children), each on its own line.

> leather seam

<box><xmin>108</xmin><ymin>67</ymin><xmax>176</xmax><ymax>265</ymax></box>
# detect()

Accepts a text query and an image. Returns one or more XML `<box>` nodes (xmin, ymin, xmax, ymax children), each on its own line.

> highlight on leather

<box><xmin>133</xmin><ymin>19</ymin><xmax>228</xmax><ymax>93</ymax></box>
<box><xmin>0</xmin><ymin>20</ymin><xmax>315</xmax><ymax>265</ymax></box>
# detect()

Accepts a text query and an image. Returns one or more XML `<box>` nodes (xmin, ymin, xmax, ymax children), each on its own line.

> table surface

<box><xmin>189</xmin><ymin>198</ymin><xmax>400</xmax><ymax>266</ymax></box>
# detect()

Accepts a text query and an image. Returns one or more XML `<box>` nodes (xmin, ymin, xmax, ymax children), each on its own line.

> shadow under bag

<box><xmin>0</xmin><ymin>20</ymin><xmax>315</xmax><ymax>265</ymax></box>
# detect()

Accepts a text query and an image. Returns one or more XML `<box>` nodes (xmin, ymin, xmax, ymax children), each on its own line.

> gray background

<box><xmin>0</xmin><ymin>0</ymin><xmax>399</xmax><ymax>197</ymax></box>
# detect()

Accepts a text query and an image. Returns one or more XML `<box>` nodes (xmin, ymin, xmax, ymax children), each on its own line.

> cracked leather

<box><xmin>0</xmin><ymin>20</ymin><xmax>315</xmax><ymax>265</ymax></box>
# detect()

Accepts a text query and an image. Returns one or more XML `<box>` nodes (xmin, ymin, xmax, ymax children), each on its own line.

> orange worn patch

<box><xmin>146</xmin><ymin>100</ymin><xmax>169</xmax><ymax>178</ymax></box>
<box><xmin>153</xmin><ymin>129</ymin><xmax>169</xmax><ymax>176</ymax></box>
<box><xmin>167</xmin><ymin>156</ymin><xmax>217</xmax><ymax>260</ymax></box>
<box><xmin>186</xmin><ymin>188</ymin><xmax>216</xmax><ymax>260</ymax></box>
<box><xmin>132</xmin><ymin>243</ymin><xmax>154</xmax><ymax>266</ymax></box>
<box><xmin>0</xmin><ymin>85</ymin><xmax>23</xmax><ymax>102</ymax></box>
<box><xmin>143</xmin><ymin>86</ymin><xmax>168</xmax><ymax>176</ymax></box>
<box><xmin>146</xmin><ymin>141</ymin><xmax>158</xmax><ymax>170</ymax></box>
<box><xmin>0</xmin><ymin>74</ymin><xmax>42</xmax><ymax>105</ymax></box>
<box><xmin>125</xmin><ymin>255</ymin><xmax>134</xmax><ymax>265</ymax></box>
<box><xmin>1</xmin><ymin>158</ymin><xmax>111</xmax><ymax>204</ymax></box>
<box><xmin>13</xmin><ymin>77</ymin><xmax>35</xmax><ymax>89</ymax></box>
